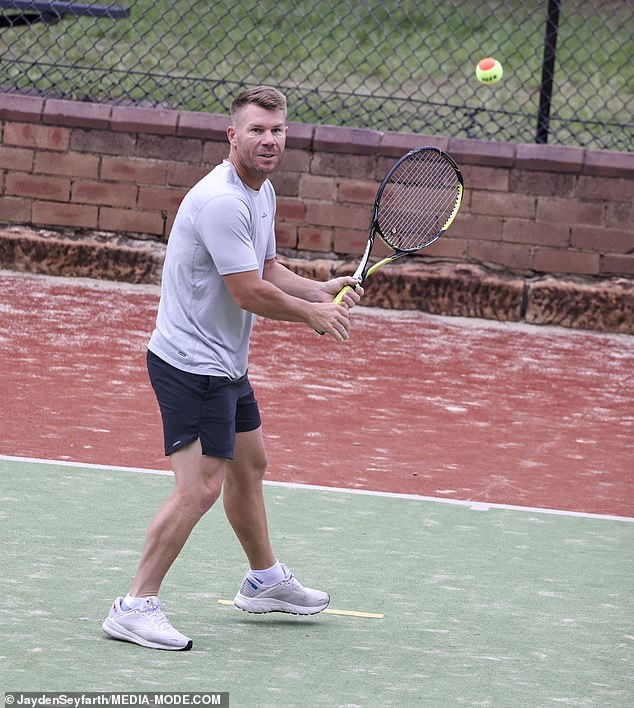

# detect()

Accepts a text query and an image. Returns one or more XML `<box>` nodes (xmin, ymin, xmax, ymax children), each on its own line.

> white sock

<box><xmin>122</xmin><ymin>593</ymin><xmax>147</xmax><ymax>610</ymax></box>
<box><xmin>249</xmin><ymin>561</ymin><xmax>285</xmax><ymax>586</ymax></box>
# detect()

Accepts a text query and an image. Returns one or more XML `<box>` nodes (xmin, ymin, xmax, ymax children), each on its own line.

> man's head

<box><xmin>228</xmin><ymin>86</ymin><xmax>288</xmax><ymax>189</ymax></box>
<box><xmin>230</xmin><ymin>86</ymin><xmax>287</xmax><ymax>127</ymax></box>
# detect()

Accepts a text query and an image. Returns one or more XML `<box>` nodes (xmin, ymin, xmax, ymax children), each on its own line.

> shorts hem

<box><xmin>165</xmin><ymin>434</ymin><xmax>198</xmax><ymax>457</ymax></box>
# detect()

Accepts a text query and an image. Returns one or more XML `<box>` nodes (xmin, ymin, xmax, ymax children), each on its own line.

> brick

<box><xmin>380</xmin><ymin>131</ymin><xmax>448</xmax><ymax>158</ymax></box>
<box><xmin>503</xmin><ymin>218</ymin><xmax>570</xmax><ymax>247</ymax></box>
<box><xmin>460</xmin><ymin>164</ymin><xmax>509</xmax><ymax>192</ymax></box>
<box><xmin>576</xmin><ymin>176</ymin><xmax>633</xmax><ymax>203</ymax></box>
<box><xmin>0</xmin><ymin>93</ymin><xmax>44</xmax><ymax>121</ymax></box>
<box><xmin>470</xmin><ymin>191</ymin><xmax>535</xmax><ymax>219</ymax></box>
<box><xmin>423</xmin><ymin>235</ymin><xmax>468</xmax><ymax>260</ymax></box>
<box><xmin>313</xmin><ymin>125</ymin><xmax>382</xmax><ymax>155</ymax></box>
<box><xmin>3</xmin><ymin>123</ymin><xmax>69</xmax><ymax>151</ymax></box>
<box><xmin>583</xmin><ymin>150</ymin><xmax>634</xmax><ymax>179</ymax></box>
<box><xmin>167</xmin><ymin>163</ymin><xmax>209</xmax><ymax>187</ymax></box>
<box><xmin>71</xmin><ymin>129</ymin><xmax>136</xmax><ymax>156</ymax></box>
<box><xmin>6</xmin><ymin>173</ymin><xmax>70</xmax><ymax>201</ymax></box>
<box><xmin>164</xmin><ymin>212</ymin><xmax>176</xmax><ymax>239</ymax></box>
<box><xmin>43</xmin><ymin>99</ymin><xmax>111</xmax><ymax>129</ymax></box>
<box><xmin>606</xmin><ymin>202</ymin><xmax>634</xmax><ymax>229</ymax></box>
<box><xmin>111</xmin><ymin>106</ymin><xmax>178</xmax><ymax>135</ymax></box>
<box><xmin>0</xmin><ymin>196</ymin><xmax>31</xmax><ymax>222</ymax></box>
<box><xmin>515</xmin><ymin>143</ymin><xmax>585</xmax><ymax>173</ymax></box>
<box><xmin>333</xmin><ymin>228</ymin><xmax>374</xmax><ymax>257</ymax></box>
<box><xmin>600</xmin><ymin>253</ymin><xmax>634</xmax><ymax>276</ymax></box>
<box><xmin>32</xmin><ymin>201</ymin><xmax>98</xmax><ymax>229</ymax></box>
<box><xmin>297</xmin><ymin>227</ymin><xmax>333</xmax><ymax>252</ymax></box>
<box><xmin>269</xmin><ymin>172</ymin><xmax>299</xmax><ymax>197</ymax></box>
<box><xmin>0</xmin><ymin>146</ymin><xmax>33</xmax><ymax>172</ymax></box>
<box><xmin>571</xmin><ymin>226</ymin><xmax>634</xmax><ymax>254</ymax></box>
<box><xmin>537</xmin><ymin>197</ymin><xmax>604</xmax><ymax>225</ymax></box>
<box><xmin>177</xmin><ymin>111</ymin><xmax>229</xmax><ymax>140</ymax></box>
<box><xmin>448</xmin><ymin>138</ymin><xmax>515</xmax><ymax>167</ymax></box>
<box><xmin>286</xmin><ymin>121</ymin><xmax>313</xmax><ymax>150</ymax></box>
<box><xmin>275</xmin><ymin>222</ymin><xmax>298</xmax><ymax>248</ymax></box>
<box><xmin>450</xmin><ymin>213</ymin><xmax>503</xmax><ymax>242</ymax></box>
<box><xmin>137</xmin><ymin>134</ymin><xmax>202</xmax><ymax>162</ymax></box>
<box><xmin>337</xmin><ymin>179</ymin><xmax>376</xmax><ymax>204</ymax></box>
<box><xmin>137</xmin><ymin>186</ymin><xmax>186</xmax><ymax>212</ymax></box>
<box><xmin>279</xmin><ymin>148</ymin><xmax>310</xmax><ymax>173</ymax></box>
<box><xmin>311</xmin><ymin>152</ymin><xmax>375</xmax><ymax>179</ymax></box>
<box><xmin>305</xmin><ymin>202</ymin><xmax>368</xmax><ymax>229</ymax></box>
<box><xmin>72</xmin><ymin>181</ymin><xmax>137</xmax><ymax>208</ymax></box>
<box><xmin>532</xmin><ymin>248</ymin><xmax>599</xmax><ymax>276</ymax></box>
<box><xmin>202</xmin><ymin>141</ymin><xmax>229</xmax><ymax>166</ymax></box>
<box><xmin>509</xmin><ymin>170</ymin><xmax>575</xmax><ymax>197</ymax></box>
<box><xmin>376</xmin><ymin>155</ymin><xmax>398</xmax><ymax>179</ymax></box>
<box><xmin>101</xmin><ymin>156</ymin><xmax>167</xmax><ymax>185</ymax></box>
<box><xmin>276</xmin><ymin>199</ymin><xmax>306</xmax><ymax>222</ymax></box>
<box><xmin>35</xmin><ymin>151</ymin><xmax>99</xmax><ymax>179</ymax></box>
<box><xmin>99</xmin><ymin>207</ymin><xmax>164</xmax><ymax>236</ymax></box>
<box><xmin>468</xmin><ymin>240</ymin><xmax>532</xmax><ymax>272</ymax></box>
<box><xmin>299</xmin><ymin>175</ymin><xmax>336</xmax><ymax>201</ymax></box>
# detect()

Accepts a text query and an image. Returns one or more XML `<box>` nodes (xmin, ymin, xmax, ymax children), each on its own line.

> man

<box><xmin>102</xmin><ymin>86</ymin><xmax>363</xmax><ymax>651</ymax></box>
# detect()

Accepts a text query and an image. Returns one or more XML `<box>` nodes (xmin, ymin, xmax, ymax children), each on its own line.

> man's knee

<box><xmin>171</xmin><ymin>441</ymin><xmax>226</xmax><ymax>516</ymax></box>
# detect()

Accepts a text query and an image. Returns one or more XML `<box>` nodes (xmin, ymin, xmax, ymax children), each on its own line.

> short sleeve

<box><xmin>194</xmin><ymin>194</ymin><xmax>259</xmax><ymax>275</ymax></box>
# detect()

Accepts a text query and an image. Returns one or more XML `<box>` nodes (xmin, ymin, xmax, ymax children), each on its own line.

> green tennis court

<box><xmin>2</xmin><ymin>457</ymin><xmax>632</xmax><ymax>706</ymax></box>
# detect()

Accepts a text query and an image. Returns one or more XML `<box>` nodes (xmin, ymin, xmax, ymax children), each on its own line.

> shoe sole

<box><xmin>102</xmin><ymin>618</ymin><xmax>193</xmax><ymax>651</ymax></box>
<box><xmin>233</xmin><ymin>594</ymin><xmax>330</xmax><ymax>615</ymax></box>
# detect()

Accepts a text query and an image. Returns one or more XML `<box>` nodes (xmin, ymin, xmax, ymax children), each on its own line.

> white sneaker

<box><xmin>234</xmin><ymin>564</ymin><xmax>330</xmax><ymax>615</ymax></box>
<box><xmin>102</xmin><ymin>596</ymin><xmax>192</xmax><ymax>651</ymax></box>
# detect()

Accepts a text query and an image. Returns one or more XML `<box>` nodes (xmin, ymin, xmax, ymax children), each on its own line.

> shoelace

<box><xmin>142</xmin><ymin>601</ymin><xmax>173</xmax><ymax>630</ymax></box>
<box><xmin>283</xmin><ymin>573</ymin><xmax>304</xmax><ymax>590</ymax></box>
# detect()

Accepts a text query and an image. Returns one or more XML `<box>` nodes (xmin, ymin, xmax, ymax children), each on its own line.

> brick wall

<box><xmin>1</xmin><ymin>91</ymin><xmax>632</xmax><ymax>280</ymax></box>
<box><xmin>0</xmin><ymin>91</ymin><xmax>633</xmax><ymax>333</ymax></box>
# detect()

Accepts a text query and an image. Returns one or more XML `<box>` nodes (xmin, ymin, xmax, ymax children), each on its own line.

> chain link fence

<box><xmin>1</xmin><ymin>0</ymin><xmax>632</xmax><ymax>151</ymax></box>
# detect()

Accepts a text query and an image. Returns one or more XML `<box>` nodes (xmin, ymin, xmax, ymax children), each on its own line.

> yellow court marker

<box><xmin>217</xmin><ymin>599</ymin><xmax>383</xmax><ymax>619</ymax></box>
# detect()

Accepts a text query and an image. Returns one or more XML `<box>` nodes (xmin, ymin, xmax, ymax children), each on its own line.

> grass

<box><xmin>0</xmin><ymin>0</ymin><xmax>632</xmax><ymax>149</ymax></box>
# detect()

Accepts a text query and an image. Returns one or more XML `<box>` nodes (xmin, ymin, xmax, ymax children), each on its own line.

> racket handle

<box><xmin>333</xmin><ymin>284</ymin><xmax>354</xmax><ymax>304</ymax></box>
<box><xmin>314</xmin><ymin>283</ymin><xmax>356</xmax><ymax>335</ymax></box>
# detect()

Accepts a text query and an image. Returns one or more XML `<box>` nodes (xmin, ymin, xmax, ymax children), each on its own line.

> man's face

<box><xmin>228</xmin><ymin>104</ymin><xmax>287</xmax><ymax>188</ymax></box>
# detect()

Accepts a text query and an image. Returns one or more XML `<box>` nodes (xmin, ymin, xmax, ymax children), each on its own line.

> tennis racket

<box><xmin>333</xmin><ymin>146</ymin><xmax>463</xmax><ymax>304</ymax></box>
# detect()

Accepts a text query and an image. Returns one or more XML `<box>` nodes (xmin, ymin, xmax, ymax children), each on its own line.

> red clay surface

<box><xmin>1</xmin><ymin>270</ymin><xmax>632</xmax><ymax>517</ymax></box>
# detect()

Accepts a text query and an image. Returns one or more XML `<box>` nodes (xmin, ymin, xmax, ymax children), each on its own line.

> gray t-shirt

<box><xmin>148</xmin><ymin>160</ymin><xmax>276</xmax><ymax>378</ymax></box>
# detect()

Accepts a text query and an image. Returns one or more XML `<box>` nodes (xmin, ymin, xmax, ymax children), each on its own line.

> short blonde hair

<box><xmin>230</xmin><ymin>86</ymin><xmax>287</xmax><ymax>125</ymax></box>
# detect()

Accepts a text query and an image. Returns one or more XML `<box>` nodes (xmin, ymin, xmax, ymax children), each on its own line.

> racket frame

<box><xmin>333</xmin><ymin>146</ymin><xmax>463</xmax><ymax>304</ymax></box>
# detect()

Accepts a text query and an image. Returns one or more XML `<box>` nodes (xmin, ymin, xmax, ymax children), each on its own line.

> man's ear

<box><xmin>227</xmin><ymin>125</ymin><xmax>236</xmax><ymax>145</ymax></box>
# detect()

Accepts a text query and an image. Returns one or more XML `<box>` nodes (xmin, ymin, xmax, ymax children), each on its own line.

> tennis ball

<box><xmin>476</xmin><ymin>57</ymin><xmax>503</xmax><ymax>84</ymax></box>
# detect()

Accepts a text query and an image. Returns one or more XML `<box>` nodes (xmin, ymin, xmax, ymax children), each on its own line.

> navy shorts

<box><xmin>147</xmin><ymin>350</ymin><xmax>262</xmax><ymax>459</ymax></box>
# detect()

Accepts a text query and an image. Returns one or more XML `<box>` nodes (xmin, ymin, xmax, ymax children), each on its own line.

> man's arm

<box><xmin>222</xmin><ymin>266</ymin><xmax>352</xmax><ymax>341</ymax></box>
<box><xmin>262</xmin><ymin>257</ymin><xmax>363</xmax><ymax>307</ymax></box>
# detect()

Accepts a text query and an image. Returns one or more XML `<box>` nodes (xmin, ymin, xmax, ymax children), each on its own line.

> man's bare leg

<box><xmin>130</xmin><ymin>439</ymin><xmax>226</xmax><ymax>597</ymax></box>
<box><xmin>223</xmin><ymin>426</ymin><xmax>276</xmax><ymax>570</ymax></box>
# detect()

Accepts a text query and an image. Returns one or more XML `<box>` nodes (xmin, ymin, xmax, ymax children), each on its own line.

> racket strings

<box><xmin>378</xmin><ymin>152</ymin><xmax>461</xmax><ymax>251</ymax></box>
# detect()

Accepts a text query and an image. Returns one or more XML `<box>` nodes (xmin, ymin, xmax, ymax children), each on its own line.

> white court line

<box><xmin>1</xmin><ymin>453</ymin><xmax>633</xmax><ymax>524</ymax></box>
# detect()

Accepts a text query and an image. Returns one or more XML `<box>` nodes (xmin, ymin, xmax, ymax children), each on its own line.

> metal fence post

<box><xmin>536</xmin><ymin>0</ymin><xmax>562</xmax><ymax>144</ymax></box>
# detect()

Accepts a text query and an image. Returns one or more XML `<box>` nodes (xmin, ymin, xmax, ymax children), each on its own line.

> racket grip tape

<box><xmin>333</xmin><ymin>284</ymin><xmax>354</xmax><ymax>304</ymax></box>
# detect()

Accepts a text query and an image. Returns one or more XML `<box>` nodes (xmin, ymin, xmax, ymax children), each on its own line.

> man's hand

<box><xmin>309</xmin><ymin>302</ymin><xmax>351</xmax><ymax>341</ymax></box>
<box><xmin>319</xmin><ymin>277</ymin><xmax>364</xmax><ymax>308</ymax></box>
